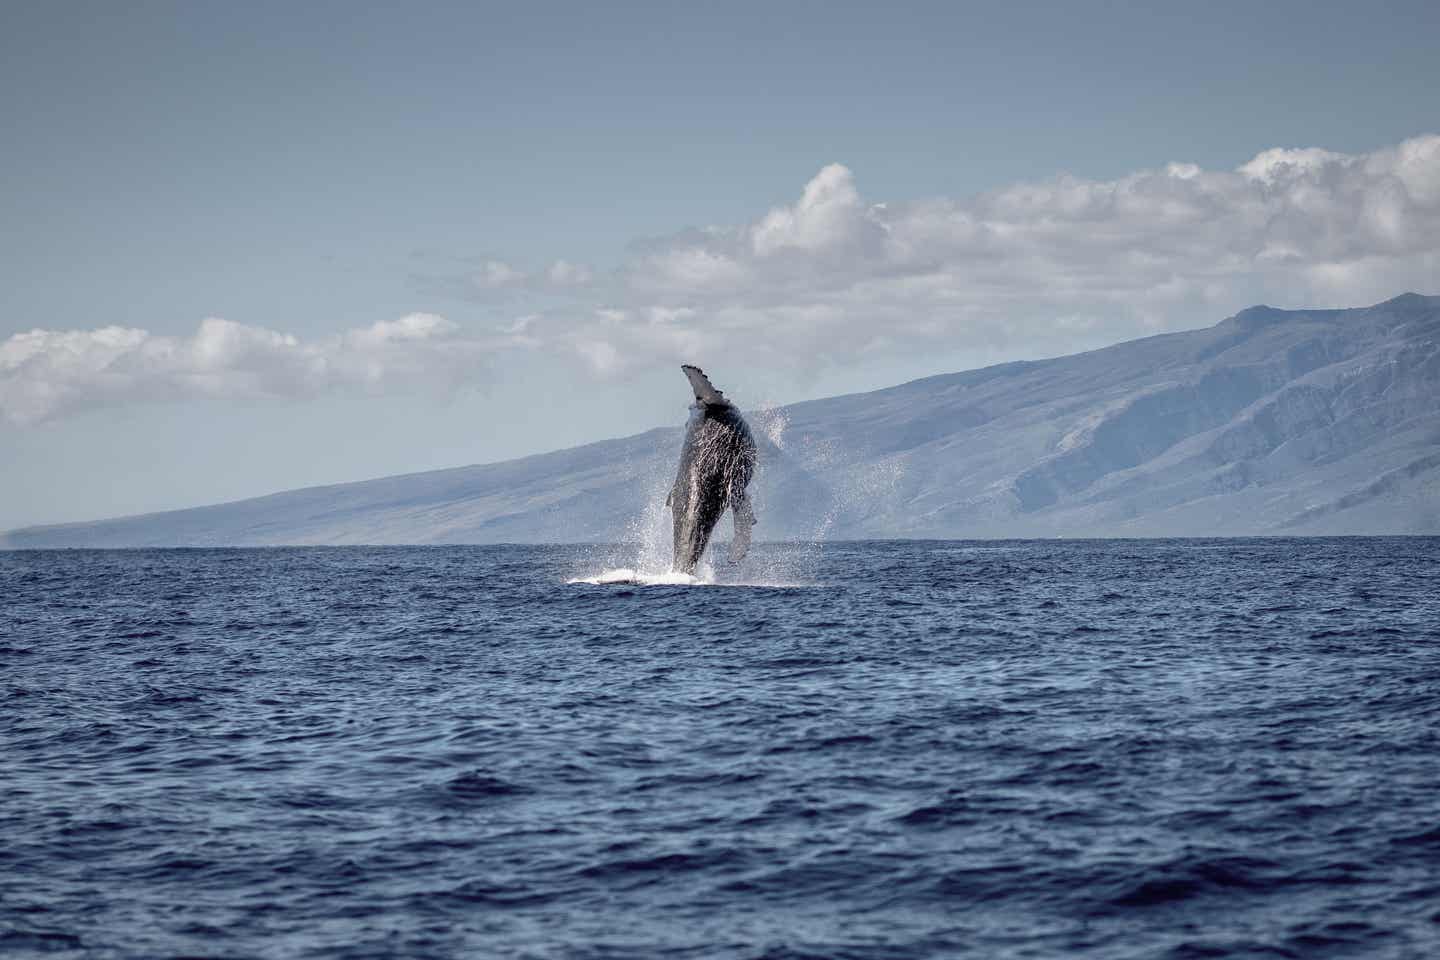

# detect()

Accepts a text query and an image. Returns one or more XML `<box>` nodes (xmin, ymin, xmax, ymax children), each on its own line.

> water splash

<box><xmin>566</xmin><ymin>401</ymin><xmax>797</xmax><ymax>586</ymax></box>
<box><xmin>564</xmin><ymin>392</ymin><xmax>897</xmax><ymax>588</ymax></box>
<box><xmin>751</xmin><ymin>405</ymin><xmax>790</xmax><ymax>450</ymax></box>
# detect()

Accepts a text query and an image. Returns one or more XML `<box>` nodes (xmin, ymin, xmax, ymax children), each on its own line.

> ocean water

<box><xmin>2</xmin><ymin>539</ymin><xmax>1438</xmax><ymax>959</ymax></box>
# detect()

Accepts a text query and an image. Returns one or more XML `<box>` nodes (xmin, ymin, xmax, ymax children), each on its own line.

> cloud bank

<box><xmin>5</xmin><ymin>133</ymin><xmax>1438</xmax><ymax>423</ymax></box>
<box><xmin>545</xmin><ymin>133</ymin><xmax>1440</xmax><ymax>375</ymax></box>
<box><xmin>0</xmin><ymin>314</ymin><xmax>494</xmax><ymax>425</ymax></box>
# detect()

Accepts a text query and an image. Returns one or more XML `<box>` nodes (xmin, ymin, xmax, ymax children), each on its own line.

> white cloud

<box><xmin>750</xmin><ymin>162</ymin><xmax>878</xmax><ymax>257</ymax></box>
<box><xmin>347</xmin><ymin>312</ymin><xmax>457</xmax><ymax>346</ymax></box>
<box><xmin>9</xmin><ymin>133</ymin><xmax>1439</xmax><ymax>421</ymax></box>
<box><xmin>0</xmin><ymin>314</ymin><xmax>497</xmax><ymax>425</ymax></box>
<box><xmin>545</xmin><ymin>133</ymin><xmax>1440</xmax><ymax>377</ymax></box>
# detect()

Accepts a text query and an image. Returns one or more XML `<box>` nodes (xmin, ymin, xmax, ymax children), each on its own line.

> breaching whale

<box><xmin>667</xmin><ymin>365</ymin><xmax>758</xmax><ymax>574</ymax></box>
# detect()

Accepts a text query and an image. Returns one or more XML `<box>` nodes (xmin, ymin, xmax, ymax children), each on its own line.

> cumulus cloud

<box><xmin>0</xmin><ymin>314</ymin><xmax>500</xmax><ymax>425</ymax></box>
<box><xmin>540</xmin><ymin>133</ymin><xmax>1439</xmax><ymax>376</ymax></box>
<box><xmin>8</xmin><ymin>134</ymin><xmax>1439</xmax><ymax>423</ymax></box>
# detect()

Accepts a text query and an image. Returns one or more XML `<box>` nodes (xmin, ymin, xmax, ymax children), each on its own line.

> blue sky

<box><xmin>3</xmin><ymin>1</ymin><xmax>1438</xmax><ymax>529</ymax></box>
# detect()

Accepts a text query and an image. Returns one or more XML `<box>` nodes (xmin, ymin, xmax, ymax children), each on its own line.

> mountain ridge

<box><xmin>5</xmin><ymin>293</ymin><xmax>1437</xmax><ymax>548</ymax></box>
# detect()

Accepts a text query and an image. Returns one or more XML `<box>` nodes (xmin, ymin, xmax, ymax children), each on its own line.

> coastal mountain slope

<box><xmin>5</xmin><ymin>294</ymin><xmax>1437</xmax><ymax>547</ymax></box>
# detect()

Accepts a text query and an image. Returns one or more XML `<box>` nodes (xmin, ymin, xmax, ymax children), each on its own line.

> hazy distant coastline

<box><xmin>5</xmin><ymin>294</ymin><xmax>1436</xmax><ymax>549</ymax></box>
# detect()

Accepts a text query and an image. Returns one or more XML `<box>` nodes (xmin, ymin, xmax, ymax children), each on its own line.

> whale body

<box><xmin>667</xmin><ymin>365</ymin><xmax>757</xmax><ymax>574</ymax></box>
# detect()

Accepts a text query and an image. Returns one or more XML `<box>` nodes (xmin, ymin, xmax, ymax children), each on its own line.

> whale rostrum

<box><xmin>667</xmin><ymin>365</ymin><xmax>758</xmax><ymax>574</ymax></box>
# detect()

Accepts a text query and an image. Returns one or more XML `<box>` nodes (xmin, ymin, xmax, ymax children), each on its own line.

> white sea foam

<box><xmin>566</xmin><ymin>568</ymin><xmax>706</xmax><ymax>587</ymax></box>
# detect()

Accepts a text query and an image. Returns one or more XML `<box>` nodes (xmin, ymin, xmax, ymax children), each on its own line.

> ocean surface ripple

<box><xmin>2</xmin><ymin>539</ymin><xmax>1439</xmax><ymax>959</ymax></box>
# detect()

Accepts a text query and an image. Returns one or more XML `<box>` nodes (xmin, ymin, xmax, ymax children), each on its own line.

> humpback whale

<box><xmin>667</xmin><ymin>365</ymin><xmax>757</xmax><ymax>574</ymax></box>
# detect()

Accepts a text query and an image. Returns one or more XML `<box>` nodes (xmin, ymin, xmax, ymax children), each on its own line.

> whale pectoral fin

<box><xmin>682</xmin><ymin>364</ymin><xmax>727</xmax><ymax>405</ymax></box>
<box><xmin>728</xmin><ymin>495</ymin><xmax>756</xmax><ymax>564</ymax></box>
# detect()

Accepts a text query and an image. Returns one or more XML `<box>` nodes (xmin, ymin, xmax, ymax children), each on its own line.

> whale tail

<box><xmin>682</xmin><ymin>364</ymin><xmax>728</xmax><ymax>406</ymax></box>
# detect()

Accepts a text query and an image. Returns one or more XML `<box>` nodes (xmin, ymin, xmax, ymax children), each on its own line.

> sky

<box><xmin>2</xmin><ymin>0</ymin><xmax>1438</xmax><ymax>530</ymax></box>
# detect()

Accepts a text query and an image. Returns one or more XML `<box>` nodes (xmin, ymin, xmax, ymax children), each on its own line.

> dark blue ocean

<box><xmin>3</xmin><ymin>539</ymin><xmax>1439</xmax><ymax>959</ymax></box>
